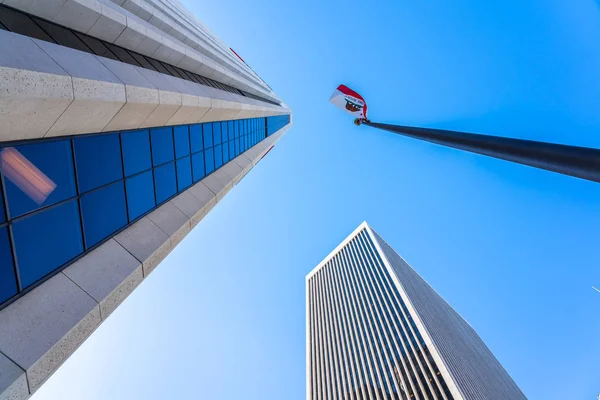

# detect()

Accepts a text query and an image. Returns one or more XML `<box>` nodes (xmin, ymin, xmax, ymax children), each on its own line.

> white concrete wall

<box><xmin>0</xmin><ymin>28</ymin><xmax>289</xmax><ymax>142</ymax></box>
<box><xmin>2</xmin><ymin>0</ymin><xmax>279</xmax><ymax>103</ymax></box>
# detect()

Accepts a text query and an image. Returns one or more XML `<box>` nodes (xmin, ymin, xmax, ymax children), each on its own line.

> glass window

<box><xmin>150</xmin><ymin>127</ymin><xmax>174</xmax><ymax>166</ymax></box>
<box><xmin>0</xmin><ymin>182</ymin><xmax>5</xmax><ymax>224</ymax></box>
<box><xmin>234</xmin><ymin>120</ymin><xmax>239</xmax><ymax>138</ymax></box>
<box><xmin>190</xmin><ymin>124</ymin><xmax>203</xmax><ymax>153</ymax></box>
<box><xmin>73</xmin><ymin>32</ymin><xmax>117</xmax><ymax>60</ymax></box>
<box><xmin>228</xmin><ymin>121</ymin><xmax>234</xmax><ymax>139</ymax></box>
<box><xmin>74</xmin><ymin>133</ymin><xmax>122</xmax><ymax>193</ymax></box>
<box><xmin>214</xmin><ymin>145</ymin><xmax>223</xmax><ymax>169</ymax></box>
<box><xmin>122</xmin><ymin>129</ymin><xmax>151</xmax><ymax>177</ymax></box>
<box><xmin>13</xmin><ymin>200</ymin><xmax>83</xmax><ymax>288</ymax></box>
<box><xmin>222</xmin><ymin>122</ymin><xmax>228</xmax><ymax>142</ymax></box>
<box><xmin>126</xmin><ymin>171</ymin><xmax>155</xmax><ymax>221</ymax></box>
<box><xmin>0</xmin><ymin>227</ymin><xmax>17</xmax><ymax>304</ymax></box>
<box><xmin>146</xmin><ymin>57</ymin><xmax>171</xmax><ymax>75</ymax></box>
<box><xmin>213</xmin><ymin>123</ymin><xmax>221</xmax><ymax>145</ymax></box>
<box><xmin>192</xmin><ymin>152</ymin><xmax>205</xmax><ymax>182</ymax></box>
<box><xmin>229</xmin><ymin>140</ymin><xmax>235</xmax><ymax>160</ymax></box>
<box><xmin>154</xmin><ymin>162</ymin><xmax>176</xmax><ymax>204</ymax></box>
<box><xmin>129</xmin><ymin>52</ymin><xmax>157</xmax><ymax>71</ymax></box>
<box><xmin>176</xmin><ymin>157</ymin><xmax>192</xmax><ymax>190</ymax></box>
<box><xmin>0</xmin><ymin>7</ymin><xmax>55</xmax><ymax>43</ymax></box>
<box><xmin>203</xmin><ymin>123</ymin><xmax>213</xmax><ymax>148</ymax></box>
<box><xmin>173</xmin><ymin>126</ymin><xmax>190</xmax><ymax>158</ymax></box>
<box><xmin>32</xmin><ymin>17</ymin><xmax>91</xmax><ymax>53</ymax></box>
<box><xmin>235</xmin><ymin>138</ymin><xmax>239</xmax><ymax>157</ymax></box>
<box><xmin>104</xmin><ymin>43</ymin><xmax>141</xmax><ymax>67</ymax></box>
<box><xmin>205</xmin><ymin>147</ymin><xmax>215</xmax><ymax>175</ymax></box>
<box><xmin>81</xmin><ymin>181</ymin><xmax>127</xmax><ymax>248</ymax></box>
<box><xmin>3</xmin><ymin>140</ymin><xmax>76</xmax><ymax>218</ymax></box>
<box><xmin>223</xmin><ymin>142</ymin><xmax>229</xmax><ymax>163</ymax></box>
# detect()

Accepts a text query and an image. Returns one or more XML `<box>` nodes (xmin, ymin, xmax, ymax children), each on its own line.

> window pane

<box><xmin>126</xmin><ymin>171</ymin><xmax>155</xmax><ymax>221</ymax></box>
<box><xmin>122</xmin><ymin>129</ymin><xmax>151</xmax><ymax>176</ymax></box>
<box><xmin>192</xmin><ymin>152</ymin><xmax>205</xmax><ymax>182</ymax></box>
<box><xmin>223</xmin><ymin>141</ymin><xmax>229</xmax><ymax>163</ymax></box>
<box><xmin>213</xmin><ymin>122</ymin><xmax>221</xmax><ymax>145</ymax></box>
<box><xmin>154</xmin><ymin>162</ymin><xmax>176</xmax><ymax>204</ymax></box>
<box><xmin>129</xmin><ymin>52</ymin><xmax>157</xmax><ymax>71</ymax></box>
<box><xmin>190</xmin><ymin>124</ymin><xmax>203</xmax><ymax>153</ymax></box>
<box><xmin>3</xmin><ymin>140</ymin><xmax>76</xmax><ymax>218</ymax></box>
<box><xmin>229</xmin><ymin>140</ymin><xmax>235</xmax><ymax>160</ymax></box>
<box><xmin>235</xmin><ymin>138</ymin><xmax>239</xmax><ymax>157</ymax></box>
<box><xmin>13</xmin><ymin>200</ymin><xmax>83</xmax><ymax>288</ymax></box>
<box><xmin>235</xmin><ymin>120</ymin><xmax>240</xmax><ymax>138</ymax></box>
<box><xmin>32</xmin><ymin>17</ymin><xmax>91</xmax><ymax>53</ymax></box>
<box><xmin>174</xmin><ymin>125</ymin><xmax>190</xmax><ymax>158</ymax></box>
<box><xmin>0</xmin><ymin>7</ymin><xmax>54</xmax><ymax>43</ymax></box>
<box><xmin>176</xmin><ymin>157</ymin><xmax>192</xmax><ymax>190</ymax></box>
<box><xmin>0</xmin><ymin>227</ymin><xmax>17</xmax><ymax>304</ymax></box>
<box><xmin>222</xmin><ymin>122</ymin><xmax>228</xmax><ymax>142</ymax></box>
<box><xmin>0</xmin><ymin>182</ymin><xmax>5</xmax><ymax>223</ymax></box>
<box><xmin>146</xmin><ymin>57</ymin><xmax>171</xmax><ymax>75</ymax></box>
<box><xmin>81</xmin><ymin>181</ymin><xmax>127</xmax><ymax>248</ymax></box>
<box><xmin>214</xmin><ymin>145</ymin><xmax>223</xmax><ymax>169</ymax></box>
<box><xmin>205</xmin><ymin>147</ymin><xmax>215</xmax><ymax>175</ymax></box>
<box><xmin>228</xmin><ymin>121</ymin><xmax>234</xmax><ymax>139</ymax></box>
<box><xmin>203</xmin><ymin>123</ymin><xmax>213</xmax><ymax>148</ymax></box>
<box><xmin>74</xmin><ymin>133</ymin><xmax>123</xmax><ymax>193</ymax></box>
<box><xmin>150</xmin><ymin>127</ymin><xmax>174</xmax><ymax>166</ymax></box>
<box><xmin>73</xmin><ymin>32</ymin><xmax>116</xmax><ymax>60</ymax></box>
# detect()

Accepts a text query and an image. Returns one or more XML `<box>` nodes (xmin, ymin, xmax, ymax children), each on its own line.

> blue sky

<box><xmin>33</xmin><ymin>0</ymin><xmax>600</xmax><ymax>399</ymax></box>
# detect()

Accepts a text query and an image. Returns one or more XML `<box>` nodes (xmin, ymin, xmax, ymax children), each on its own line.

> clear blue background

<box><xmin>33</xmin><ymin>0</ymin><xmax>600</xmax><ymax>398</ymax></box>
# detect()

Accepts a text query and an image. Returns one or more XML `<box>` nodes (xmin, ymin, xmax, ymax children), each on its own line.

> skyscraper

<box><xmin>306</xmin><ymin>222</ymin><xmax>525</xmax><ymax>400</ymax></box>
<box><xmin>0</xmin><ymin>1</ymin><xmax>290</xmax><ymax>398</ymax></box>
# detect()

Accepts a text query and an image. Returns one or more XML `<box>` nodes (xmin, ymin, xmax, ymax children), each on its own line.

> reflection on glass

<box><xmin>0</xmin><ymin>147</ymin><xmax>56</xmax><ymax>205</ymax></box>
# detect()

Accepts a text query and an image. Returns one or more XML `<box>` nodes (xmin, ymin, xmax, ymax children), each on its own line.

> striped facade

<box><xmin>306</xmin><ymin>222</ymin><xmax>526</xmax><ymax>400</ymax></box>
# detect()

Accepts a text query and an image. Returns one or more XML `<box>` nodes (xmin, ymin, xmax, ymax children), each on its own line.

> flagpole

<box><xmin>358</xmin><ymin>120</ymin><xmax>600</xmax><ymax>183</ymax></box>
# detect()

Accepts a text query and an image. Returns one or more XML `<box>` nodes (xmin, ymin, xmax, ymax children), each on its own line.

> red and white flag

<box><xmin>329</xmin><ymin>84</ymin><xmax>368</xmax><ymax>119</ymax></box>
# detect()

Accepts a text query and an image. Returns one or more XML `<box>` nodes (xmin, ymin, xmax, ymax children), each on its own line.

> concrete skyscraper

<box><xmin>306</xmin><ymin>222</ymin><xmax>525</xmax><ymax>400</ymax></box>
<box><xmin>0</xmin><ymin>1</ymin><xmax>290</xmax><ymax>398</ymax></box>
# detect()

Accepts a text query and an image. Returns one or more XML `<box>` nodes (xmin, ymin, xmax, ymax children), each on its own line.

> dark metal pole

<box><xmin>361</xmin><ymin>121</ymin><xmax>600</xmax><ymax>183</ymax></box>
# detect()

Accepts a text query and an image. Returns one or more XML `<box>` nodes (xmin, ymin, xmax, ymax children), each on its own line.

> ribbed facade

<box><xmin>306</xmin><ymin>223</ymin><xmax>526</xmax><ymax>400</ymax></box>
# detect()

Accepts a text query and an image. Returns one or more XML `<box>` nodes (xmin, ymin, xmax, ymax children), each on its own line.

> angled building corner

<box><xmin>0</xmin><ymin>1</ymin><xmax>291</xmax><ymax>398</ymax></box>
<box><xmin>305</xmin><ymin>222</ymin><xmax>526</xmax><ymax>400</ymax></box>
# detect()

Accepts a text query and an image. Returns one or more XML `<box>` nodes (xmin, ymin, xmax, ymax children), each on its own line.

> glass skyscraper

<box><xmin>0</xmin><ymin>1</ymin><xmax>291</xmax><ymax>398</ymax></box>
<box><xmin>306</xmin><ymin>222</ymin><xmax>526</xmax><ymax>400</ymax></box>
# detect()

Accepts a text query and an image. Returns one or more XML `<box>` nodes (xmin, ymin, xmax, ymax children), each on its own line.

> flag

<box><xmin>329</xmin><ymin>84</ymin><xmax>368</xmax><ymax>119</ymax></box>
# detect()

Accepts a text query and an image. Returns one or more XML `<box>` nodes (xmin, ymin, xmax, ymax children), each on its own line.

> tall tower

<box><xmin>306</xmin><ymin>222</ymin><xmax>526</xmax><ymax>400</ymax></box>
<box><xmin>0</xmin><ymin>1</ymin><xmax>291</xmax><ymax>398</ymax></box>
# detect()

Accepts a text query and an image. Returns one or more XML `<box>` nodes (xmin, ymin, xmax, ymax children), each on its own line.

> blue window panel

<box><xmin>122</xmin><ymin>129</ymin><xmax>151</xmax><ymax>177</ymax></box>
<box><xmin>0</xmin><ymin>185</ymin><xmax>5</xmax><ymax>224</ymax></box>
<box><xmin>176</xmin><ymin>157</ymin><xmax>192</xmax><ymax>190</ymax></box>
<box><xmin>213</xmin><ymin>122</ymin><xmax>221</xmax><ymax>145</ymax></box>
<box><xmin>190</xmin><ymin>124</ymin><xmax>203</xmax><ymax>153</ymax></box>
<box><xmin>205</xmin><ymin>147</ymin><xmax>215</xmax><ymax>175</ymax></box>
<box><xmin>235</xmin><ymin>138</ymin><xmax>240</xmax><ymax>156</ymax></box>
<box><xmin>192</xmin><ymin>152</ymin><xmax>205</xmax><ymax>182</ymax></box>
<box><xmin>4</xmin><ymin>140</ymin><xmax>76</xmax><ymax>218</ymax></box>
<box><xmin>174</xmin><ymin>125</ymin><xmax>190</xmax><ymax>158</ymax></box>
<box><xmin>154</xmin><ymin>162</ymin><xmax>177</xmax><ymax>204</ymax></box>
<box><xmin>203</xmin><ymin>123</ymin><xmax>213</xmax><ymax>148</ymax></box>
<box><xmin>229</xmin><ymin>140</ymin><xmax>235</xmax><ymax>160</ymax></box>
<box><xmin>150</xmin><ymin>127</ymin><xmax>174</xmax><ymax>166</ymax></box>
<box><xmin>74</xmin><ymin>133</ymin><xmax>123</xmax><ymax>194</ymax></box>
<box><xmin>126</xmin><ymin>171</ymin><xmax>155</xmax><ymax>221</ymax></box>
<box><xmin>223</xmin><ymin>142</ymin><xmax>229</xmax><ymax>163</ymax></box>
<box><xmin>0</xmin><ymin>227</ymin><xmax>17</xmax><ymax>304</ymax></box>
<box><xmin>222</xmin><ymin>122</ymin><xmax>228</xmax><ymax>142</ymax></box>
<box><xmin>228</xmin><ymin>121</ymin><xmax>234</xmax><ymax>140</ymax></box>
<box><xmin>234</xmin><ymin>121</ymin><xmax>239</xmax><ymax>138</ymax></box>
<box><xmin>81</xmin><ymin>181</ymin><xmax>127</xmax><ymax>248</ymax></box>
<box><xmin>13</xmin><ymin>200</ymin><xmax>83</xmax><ymax>288</ymax></box>
<box><xmin>214</xmin><ymin>145</ymin><xmax>223</xmax><ymax>169</ymax></box>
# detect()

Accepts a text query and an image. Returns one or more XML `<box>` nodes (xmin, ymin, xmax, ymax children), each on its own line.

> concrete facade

<box><xmin>0</xmin><ymin>1</ymin><xmax>291</xmax><ymax>398</ymax></box>
<box><xmin>305</xmin><ymin>222</ymin><xmax>526</xmax><ymax>400</ymax></box>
